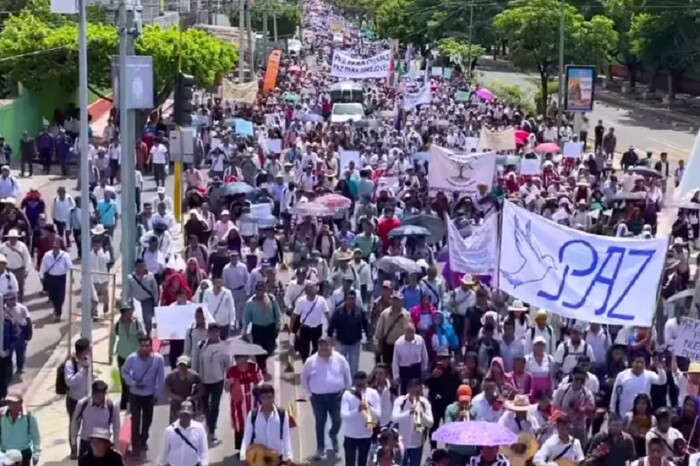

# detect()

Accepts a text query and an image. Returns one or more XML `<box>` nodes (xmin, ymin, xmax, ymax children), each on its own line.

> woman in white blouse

<box><xmin>525</xmin><ymin>336</ymin><xmax>555</xmax><ymax>403</ymax></box>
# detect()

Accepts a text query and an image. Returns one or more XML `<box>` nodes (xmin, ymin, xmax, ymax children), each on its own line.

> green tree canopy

<box><xmin>229</xmin><ymin>2</ymin><xmax>301</xmax><ymax>39</ymax></box>
<box><xmin>0</xmin><ymin>11</ymin><xmax>237</xmax><ymax>106</ymax></box>
<box><xmin>494</xmin><ymin>0</ymin><xmax>617</xmax><ymax>111</ymax></box>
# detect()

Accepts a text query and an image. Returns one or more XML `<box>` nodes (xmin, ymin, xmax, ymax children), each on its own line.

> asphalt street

<box><xmin>14</xmin><ymin>165</ymin><xmax>175</xmax><ymax>393</ymax></box>
<box><xmin>476</xmin><ymin>63</ymin><xmax>695</xmax><ymax>163</ymax></box>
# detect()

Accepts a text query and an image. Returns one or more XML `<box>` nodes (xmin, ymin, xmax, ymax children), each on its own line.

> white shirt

<box><xmin>533</xmin><ymin>435</ymin><xmax>584</xmax><ymax>466</ymax></box>
<box><xmin>525</xmin><ymin>353</ymin><xmax>554</xmax><ymax>379</ymax></box>
<box><xmin>293</xmin><ymin>296</ymin><xmax>329</xmax><ymax>328</ymax></box>
<box><xmin>157</xmin><ymin>420</ymin><xmax>208</xmax><ymax>466</ymax></box>
<box><xmin>6</xmin><ymin>303</ymin><xmax>29</xmax><ymax>326</ymax></box>
<box><xmin>52</xmin><ymin>195</ymin><xmax>75</xmax><ymax>222</ymax></box>
<box><xmin>524</xmin><ymin>326</ymin><xmax>556</xmax><ymax>355</ymax></box>
<box><xmin>498</xmin><ymin>410</ymin><xmax>540</xmax><ymax>434</ymax></box>
<box><xmin>151</xmin><ymin>195</ymin><xmax>175</xmax><ymax>213</ymax></box>
<box><xmin>610</xmin><ymin>368</ymin><xmax>668</xmax><ymax>416</ymax></box>
<box><xmin>40</xmin><ymin>250</ymin><xmax>72</xmax><ymax>276</ymax></box>
<box><xmin>301</xmin><ymin>351</ymin><xmax>352</xmax><ymax>396</ymax></box>
<box><xmin>374</xmin><ymin>380</ymin><xmax>395</xmax><ymax>427</ymax></box>
<box><xmin>470</xmin><ymin>393</ymin><xmax>503</xmax><ymax>422</ymax></box>
<box><xmin>664</xmin><ymin>318</ymin><xmax>680</xmax><ymax>351</ymax></box>
<box><xmin>553</xmin><ymin>339</ymin><xmax>596</xmax><ymax>374</ymax></box>
<box><xmin>90</xmin><ymin>249</ymin><xmax>112</xmax><ymax>284</ymax></box>
<box><xmin>202</xmin><ymin>288</ymin><xmax>236</xmax><ymax>327</ymax></box>
<box><xmin>645</xmin><ymin>427</ymin><xmax>685</xmax><ymax>458</ymax></box>
<box><xmin>0</xmin><ymin>176</ymin><xmax>19</xmax><ymax>199</ymax></box>
<box><xmin>0</xmin><ymin>241</ymin><xmax>31</xmax><ymax>272</ymax></box>
<box><xmin>392</xmin><ymin>335</ymin><xmax>429</xmax><ymax>377</ymax></box>
<box><xmin>142</xmin><ymin>249</ymin><xmax>166</xmax><ymax>275</ymax></box>
<box><xmin>341</xmin><ymin>387</ymin><xmax>381</xmax><ymax>439</ymax></box>
<box><xmin>559</xmin><ymin>372</ymin><xmax>600</xmax><ymax>394</ymax></box>
<box><xmin>0</xmin><ymin>271</ymin><xmax>18</xmax><ymax>297</ymax></box>
<box><xmin>151</xmin><ymin>143</ymin><xmax>168</xmax><ymax>164</ymax></box>
<box><xmin>240</xmin><ymin>407</ymin><xmax>293</xmax><ymax>461</ymax></box>
<box><xmin>584</xmin><ymin>327</ymin><xmax>610</xmax><ymax>366</ymax></box>
<box><xmin>391</xmin><ymin>395</ymin><xmax>434</xmax><ymax>448</ymax></box>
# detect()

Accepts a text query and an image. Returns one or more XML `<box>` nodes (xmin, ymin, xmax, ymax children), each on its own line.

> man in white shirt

<box><xmin>391</xmin><ymin>378</ymin><xmax>434</xmax><ymax>466</ymax></box>
<box><xmin>293</xmin><ymin>281</ymin><xmax>330</xmax><ymax>362</ymax></box>
<box><xmin>470</xmin><ymin>378</ymin><xmax>503</xmax><ymax>422</ymax></box>
<box><xmin>151</xmin><ymin>187</ymin><xmax>174</xmax><ymax>213</ymax></box>
<box><xmin>0</xmin><ymin>230</ymin><xmax>31</xmax><ymax>302</ymax></box>
<box><xmin>553</xmin><ymin>324</ymin><xmax>596</xmax><ymax>377</ymax></box>
<box><xmin>52</xmin><ymin>186</ymin><xmax>75</xmax><ymax>248</ymax></box>
<box><xmin>240</xmin><ymin>384</ymin><xmax>293</xmax><ymax>462</ymax></box>
<box><xmin>0</xmin><ymin>255</ymin><xmax>19</xmax><ymax>299</ymax></box>
<box><xmin>4</xmin><ymin>291</ymin><xmax>30</xmax><ymax>375</ymax></box>
<box><xmin>201</xmin><ymin>278</ymin><xmax>235</xmax><ymax>340</ymax></box>
<box><xmin>341</xmin><ymin>371</ymin><xmax>381</xmax><ymax>466</ymax></box>
<box><xmin>89</xmin><ymin>239</ymin><xmax>111</xmax><ymax>318</ymax></box>
<box><xmin>157</xmin><ymin>400</ymin><xmax>208</xmax><ymax>466</ymax></box>
<box><xmin>150</xmin><ymin>139</ymin><xmax>169</xmax><ymax>187</ymax></box>
<box><xmin>610</xmin><ymin>353</ymin><xmax>667</xmax><ymax>417</ymax></box>
<box><xmin>40</xmin><ymin>237</ymin><xmax>72</xmax><ymax>321</ymax></box>
<box><xmin>392</xmin><ymin>324</ymin><xmax>429</xmax><ymax>395</ymax></box>
<box><xmin>301</xmin><ymin>336</ymin><xmax>352</xmax><ymax>460</ymax></box>
<box><xmin>533</xmin><ymin>414</ymin><xmax>584</xmax><ymax>466</ymax></box>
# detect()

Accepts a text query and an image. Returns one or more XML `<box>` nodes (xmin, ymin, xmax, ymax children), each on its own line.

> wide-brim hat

<box><xmin>508</xmin><ymin>300</ymin><xmax>527</xmax><ymax>312</ymax></box>
<box><xmin>461</xmin><ymin>274</ymin><xmax>475</xmax><ymax>286</ymax></box>
<box><xmin>336</xmin><ymin>251</ymin><xmax>352</xmax><ymax>262</ymax></box>
<box><xmin>500</xmin><ymin>432</ymin><xmax>539</xmax><ymax>466</ymax></box>
<box><xmin>504</xmin><ymin>394</ymin><xmax>533</xmax><ymax>412</ymax></box>
<box><xmin>91</xmin><ymin>224</ymin><xmax>107</xmax><ymax>235</ymax></box>
<box><xmin>4</xmin><ymin>229</ymin><xmax>20</xmax><ymax>239</ymax></box>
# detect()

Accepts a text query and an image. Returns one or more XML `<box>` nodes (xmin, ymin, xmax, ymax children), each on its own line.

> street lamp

<box><xmin>556</xmin><ymin>0</ymin><xmax>565</xmax><ymax>142</ymax></box>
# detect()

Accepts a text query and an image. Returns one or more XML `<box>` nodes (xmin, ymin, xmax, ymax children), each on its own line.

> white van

<box><xmin>288</xmin><ymin>39</ymin><xmax>302</xmax><ymax>58</ymax></box>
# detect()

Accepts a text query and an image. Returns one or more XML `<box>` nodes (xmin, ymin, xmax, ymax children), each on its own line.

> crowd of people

<box><xmin>0</xmin><ymin>0</ymin><xmax>697</xmax><ymax>465</ymax></box>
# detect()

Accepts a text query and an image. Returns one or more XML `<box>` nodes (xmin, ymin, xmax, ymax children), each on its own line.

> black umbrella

<box><xmin>388</xmin><ymin>225</ymin><xmax>431</xmax><ymax>239</ymax></box>
<box><xmin>401</xmin><ymin>214</ymin><xmax>445</xmax><ymax>242</ymax></box>
<box><xmin>376</xmin><ymin>256</ymin><xmax>423</xmax><ymax>275</ymax></box>
<box><xmin>628</xmin><ymin>166</ymin><xmax>662</xmax><ymax>179</ymax></box>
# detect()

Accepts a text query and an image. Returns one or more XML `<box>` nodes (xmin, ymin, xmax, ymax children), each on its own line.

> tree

<box><xmin>603</xmin><ymin>0</ymin><xmax>643</xmax><ymax>88</ymax></box>
<box><xmin>493</xmin><ymin>0</ymin><xmax>617</xmax><ymax>112</ymax></box>
<box><xmin>0</xmin><ymin>12</ymin><xmax>237</xmax><ymax>107</ymax></box>
<box><xmin>229</xmin><ymin>2</ymin><xmax>301</xmax><ymax>40</ymax></box>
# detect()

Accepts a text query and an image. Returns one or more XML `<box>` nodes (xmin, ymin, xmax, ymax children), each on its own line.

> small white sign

<box><xmin>563</xmin><ymin>141</ymin><xmax>584</xmax><ymax>159</ymax></box>
<box><xmin>673</xmin><ymin>317</ymin><xmax>700</xmax><ymax>361</ymax></box>
<box><xmin>51</xmin><ymin>0</ymin><xmax>77</xmax><ymax>14</ymax></box>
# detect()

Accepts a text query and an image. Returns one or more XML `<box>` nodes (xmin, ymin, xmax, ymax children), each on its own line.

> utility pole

<box><xmin>238</xmin><ymin>0</ymin><xmax>245</xmax><ymax>82</ymax></box>
<box><xmin>119</xmin><ymin>0</ymin><xmax>138</xmax><ymax>301</ymax></box>
<box><xmin>272</xmin><ymin>9</ymin><xmax>278</xmax><ymax>43</ymax></box>
<box><xmin>78</xmin><ymin>0</ymin><xmax>92</xmax><ymax>344</ymax></box>
<box><xmin>262</xmin><ymin>2</ymin><xmax>268</xmax><ymax>63</ymax></box>
<box><xmin>556</xmin><ymin>0</ymin><xmax>565</xmax><ymax>141</ymax></box>
<box><xmin>466</xmin><ymin>0</ymin><xmax>474</xmax><ymax>79</ymax></box>
<box><xmin>246</xmin><ymin>1</ymin><xmax>255</xmax><ymax>74</ymax></box>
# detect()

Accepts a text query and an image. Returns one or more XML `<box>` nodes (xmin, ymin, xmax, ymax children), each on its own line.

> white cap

<box><xmin>533</xmin><ymin>335</ymin><xmax>547</xmax><ymax>345</ymax></box>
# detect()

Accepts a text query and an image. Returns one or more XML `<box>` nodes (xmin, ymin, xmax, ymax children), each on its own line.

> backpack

<box><xmin>76</xmin><ymin>398</ymin><xmax>114</xmax><ymax>426</ymax></box>
<box><xmin>563</xmin><ymin>341</ymin><xmax>589</xmax><ymax>360</ymax></box>
<box><xmin>250</xmin><ymin>408</ymin><xmax>286</xmax><ymax>443</ymax></box>
<box><xmin>55</xmin><ymin>358</ymin><xmax>77</xmax><ymax>395</ymax></box>
<box><xmin>530</xmin><ymin>326</ymin><xmax>554</xmax><ymax>344</ymax></box>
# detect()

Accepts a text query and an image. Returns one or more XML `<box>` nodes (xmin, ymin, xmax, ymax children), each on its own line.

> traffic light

<box><xmin>173</xmin><ymin>72</ymin><xmax>195</xmax><ymax>126</ymax></box>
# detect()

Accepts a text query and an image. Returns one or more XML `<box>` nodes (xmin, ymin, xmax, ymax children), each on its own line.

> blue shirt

<box><xmin>401</xmin><ymin>285</ymin><xmax>423</xmax><ymax>310</ymax></box>
<box><xmin>96</xmin><ymin>200</ymin><xmax>118</xmax><ymax>226</ymax></box>
<box><xmin>121</xmin><ymin>352</ymin><xmax>165</xmax><ymax>396</ymax></box>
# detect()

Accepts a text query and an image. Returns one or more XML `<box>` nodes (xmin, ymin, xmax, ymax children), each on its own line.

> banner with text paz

<box><xmin>263</xmin><ymin>50</ymin><xmax>282</xmax><ymax>92</ymax></box>
<box><xmin>498</xmin><ymin>201</ymin><xmax>667</xmax><ymax>326</ymax></box>
<box><xmin>222</xmin><ymin>79</ymin><xmax>258</xmax><ymax>105</ymax></box>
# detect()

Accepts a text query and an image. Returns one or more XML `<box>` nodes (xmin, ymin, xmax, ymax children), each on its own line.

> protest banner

<box><xmin>443</xmin><ymin>68</ymin><xmax>453</xmax><ymax>80</ymax></box>
<box><xmin>403</xmin><ymin>83</ymin><xmax>432</xmax><ymax>110</ymax></box>
<box><xmin>331</xmin><ymin>50</ymin><xmax>391</xmax><ymax>79</ymax></box>
<box><xmin>455</xmin><ymin>91</ymin><xmax>470</xmax><ymax>102</ymax></box>
<box><xmin>447</xmin><ymin>214</ymin><xmax>498</xmax><ymax>274</ymax></box>
<box><xmin>563</xmin><ymin>141</ymin><xmax>584</xmax><ymax>158</ymax></box>
<box><xmin>520</xmin><ymin>158</ymin><xmax>542</xmax><ymax>176</ymax></box>
<box><xmin>267</xmin><ymin>139</ymin><xmax>282</xmax><ymax>154</ymax></box>
<box><xmin>222</xmin><ymin>79</ymin><xmax>258</xmax><ymax>105</ymax></box>
<box><xmin>478</xmin><ymin>127</ymin><xmax>517</xmax><ymax>151</ymax></box>
<box><xmin>155</xmin><ymin>304</ymin><xmax>213</xmax><ymax>340</ymax></box>
<box><xmin>673</xmin><ymin>317</ymin><xmax>700</xmax><ymax>361</ymax></box>
<box><xmin>431</xmin><ymin>67</ymin><xmax>442</xmax><ymax>77</ymax></box>
<box><xmin>464</xmin><ymin>137</ymin><xmax>479</xmax><ymax>153</ymax></box>
<box><xmin>340</xmin><ymin>149</ymin><xmax>361</xmax><ymax>169</ymax></box>
<box><xmin>499</xmin><ymin>202</ymin><xmax>668</xmax><ymax>326</ymax></box>
<box><xmin>428</xmin><ymin>146</ymin><xmax>497</xmax><ymax>196</ymax></box>
<box><xmin>234</xmin><ymin>118</ymin><xmax>254</xmax><ymax>136</ymax></box>
<box><xmin>250</xmin><ymin>203</ymin><xmax>273</xmax><ymax>219</ymax></box>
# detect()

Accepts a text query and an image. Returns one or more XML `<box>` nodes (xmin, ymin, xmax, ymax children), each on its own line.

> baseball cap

<box><xmin>457</xmin><ymin>385</ymin><xmax>472</xmax><ymax>402</ymax></box>
<box><xmin>533</xmin><ymin>335</ymin><xmax>547</xmax><ymax>346</ymax></box>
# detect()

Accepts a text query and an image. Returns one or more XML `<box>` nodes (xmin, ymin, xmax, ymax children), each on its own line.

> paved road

<box><xmin>14</xmin><ymin>165</ymin><xmax>175</xmax><ymax>393</ymax></box>
<box><xmin>476</xmin><ymin>64</ymin><xmax>695</xmax><ymax>164</ymax></box>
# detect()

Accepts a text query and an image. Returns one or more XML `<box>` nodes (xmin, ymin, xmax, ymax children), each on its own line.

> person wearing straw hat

<box><xmin>499</xmin><ymin>395</ymin><xmax>540</xmax><ymax>435</ymax></box>
<box><xmin>0</xmin><ymin>230</ymin><xmax>30</xmax><ymax>303</ymax></box>
<box><xmin>3</xmin><ymin>291</ymin><xmax>30</xmax><ymax>376</ymax></box>
<box><xmin>0</xmin><ymin>255</ymin><xmax>19</xmax><ymax>299</ymax></box>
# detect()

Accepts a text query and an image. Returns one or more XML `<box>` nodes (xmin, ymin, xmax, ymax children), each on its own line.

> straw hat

<box><xmin>504</xmin><ymin>395</ymin><xmax>532</xmax><ymax>412</ymax></box>
<box><xmin>508</xmin><ymin>300</ymin><xmax>527</xmax><ymax>312</ymax></box>
<box><xmin>4</xmin><ymin>229</ymin><xmax>20</xmax><ymax>239</ymax></box>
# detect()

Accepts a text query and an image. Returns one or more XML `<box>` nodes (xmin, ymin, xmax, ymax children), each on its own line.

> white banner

<box><xmin>155</xmin><ymin>304</ymin><xmax>214</xmax><ymax>340</ymax></box>
<box><xmin>428</xmin><ymin>145</ymin><xmax>496</xmax><ymax>196</ymax></box>
<box><xmin>498</xmin><ymin>202</ymin><xmax>668</xmax><ymax>326</ymax></box>
<box><xmin>672</xmin><ymin>317</ymin><xmax>700</xmax><ymax>360</ymax></box>
<box><xmin>331</xmin><ymin>50</ymin><xmax>391</xmax><ymax>79</ymax></box>
<box><xmin>403</xmin><ymin>83</ymin><xmax>431</xmax><ymax>110</ymax></box>
<box><xmin>447</xmin><ymin>214</ymin><xmax>498</xmax><ymax>274</ymax></box>
<box><xmin>478</xmin><ymin>127</ymin><xmax>516</xmax><ymax>151</ymax></box>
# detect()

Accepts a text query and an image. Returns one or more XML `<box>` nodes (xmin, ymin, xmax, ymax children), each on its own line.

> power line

<box><xmin>0</xmin><ymin>45</ymin><xmax>70</xmax><ymax>62</ymax></box>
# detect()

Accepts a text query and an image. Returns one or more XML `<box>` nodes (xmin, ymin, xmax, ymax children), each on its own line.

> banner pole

<box><xmin>493</xmin><ymin>206</ymin><xmax>504</xmax><ymax>292</ymax></box>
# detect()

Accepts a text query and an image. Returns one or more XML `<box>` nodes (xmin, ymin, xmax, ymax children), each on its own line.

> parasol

<box><xmin>227</xmin><ymin>337</ymin><xmax>268</xmax><ymax>356</ymax></box>
<box><xmin>288</xmin><ymin>65</ymin><xmax>301</xmax><ymax>73</ymax></box>
<box><xmin>431</xmin><ymin>421</ymin><xmax>518</xmax><ymax>446</ymax></box>
<box><xmin>628</xmin><ymin>166</ymin><xmax>663</xmax><ymax>179</ymax></box>
<box><xmin>607</xmin><ymin>191</ymin><xmax>647</xmax><ymax>202</ymax></box>
<box><xmin>388</xmin><ymin>225</ymin><xmax>431</xmax><ymax>239</ymax></box>
<box><xmin>534</xmin><ymin>142</ymin><xmax>560</xmax><ymax>154</ymax></box>
<box><xmin>301</xmin><ymin>113</ymin><xmax>325</xmax><ymax>123</ymax></box>
<box><xmin>376</xmin><ymin>256</ymin><xmax>423</xmax><ymax>275</ymax></box>
<box><xmin>674</xmin><ymin>200</ymin><xmax>700</xmax><ymax>210</ymax></box>
<box><xmin>475</xmin><ymin>88</ymin><xmax>495</xmax><ymax>102</ymax></box>
<box><xmin>401</xmin><ymin>214</ymin><xmax>445</xmax><ymax>241</ymax></box>
<box><xmin>316</xmin><ymin>193</ymin><xmax>352</xmax><ymax>210</ymax></box>
<box><xmin>293</xmin><ymin>201</ymin><xmax>334</xmax><ymax>217</ymax></box>
<box><xmin>515</xmin><ymin>130</ymin><xmax>529</xmax><ymax>145</ymax></box>
<box><xmin>220</xmin><ymin>182</ymin><xmax>255</xmax><ymax>196</ymax></box>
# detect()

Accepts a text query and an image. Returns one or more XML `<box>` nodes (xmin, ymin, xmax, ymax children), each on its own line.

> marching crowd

<box><xmin>0</xmin><ymin>0</ymin><xmax>696</xmax><ymax>465</ymax></box>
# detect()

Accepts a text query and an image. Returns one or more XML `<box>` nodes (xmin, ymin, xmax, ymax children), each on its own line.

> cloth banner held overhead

<box><xmin>222</xmin><ymin>79</ymin><xmax>258</xmax><ymax>105</ymax></box>
<box><xmin>403</xmin><ymin>83</ymin><xmax>431</xmax><ymax>110</ymax></box>
<box><xmin>446</xmin><ymin>214</ymin><xmax>498</xmax><ymax>275</ymax></box>
<box><xmin>427</xmin><ymin>145</ymin><xmax>496</xmax><ymax>196</ymax></box>
<box><xmin>331</xmin><ymin>50</ymin><xmax>391</xmax><ymax>79</ymax></box>
<box><xmin>498</xmin><ymin>201</ymin><xmax>667</xmax><ymax>326</ymax></box>
<box><xmin>478</xmin><ymin>127</ymin><xmax>517</xmax><ymax>151</ymax></box>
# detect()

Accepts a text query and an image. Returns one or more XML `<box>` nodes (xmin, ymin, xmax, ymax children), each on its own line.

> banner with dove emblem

<box><xmin>427</xmin><ymin>145</ymin><xmax>496</xmax><ymax>196</ymax></box>
<box><xmin>498</xmin><ymin>202</ymin><xmax>668</xmax><ymax>326</ymax></box>
<box><xmin>447</xmin><ymin>214</ymin><xmax>498</xmax><ymax>275</ymax></box>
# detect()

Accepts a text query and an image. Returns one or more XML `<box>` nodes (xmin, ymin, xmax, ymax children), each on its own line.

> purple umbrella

<box><xmin>475</xmin><ymin>88</ymin><xmax>495</xmax><ymax>102</ymax></box>
<box><xmin>431</xmin><ymin>421</ymin><xmax>517</xmax><ymax>446</ymax></box>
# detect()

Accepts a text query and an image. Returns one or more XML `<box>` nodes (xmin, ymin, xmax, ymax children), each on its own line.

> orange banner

<box><xmin>263</xmin><ymin>50</ymin><xmax>282</xmax><ymax>92</ymax></box>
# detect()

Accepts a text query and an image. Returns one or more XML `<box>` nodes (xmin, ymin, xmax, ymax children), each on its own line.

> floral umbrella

<box><xmin>431</xmin><ymin>421</ymin><xmax>518</xmax><ymax>446</ymax></box>
<box><xmin>315</xmin><ymin>193</ymin><xmax>352</xmax><ymax>210</ymax></box>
